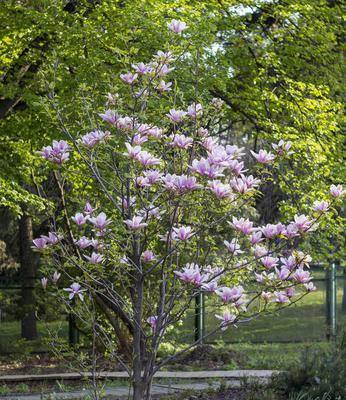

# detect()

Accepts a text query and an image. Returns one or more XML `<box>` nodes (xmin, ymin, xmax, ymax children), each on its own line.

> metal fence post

<box><xmin>194</xmin><ymin>291</ymin><xmax>205</xmax><ymax>343</ymax></box>
<box><xmin>326</xmin><ymin>262</ymin><xmax>337</xmax><ymax>339</ymax></box>
<box><xmin>69</xmin><ymin>302</ymin><xmax>79</xmax><ymax>346</ymax></box>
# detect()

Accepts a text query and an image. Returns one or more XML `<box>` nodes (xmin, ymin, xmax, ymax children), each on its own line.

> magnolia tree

<box><xmin>34</xmin><ymin>20</ymin><xmax>345</xmax><ymax>400</ymax></box>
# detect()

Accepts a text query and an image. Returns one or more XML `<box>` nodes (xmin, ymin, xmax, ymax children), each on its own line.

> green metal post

<box><xmin>194</xmin><ymin>291</ymin><xmax>205</xmax><ymax>343</ymax></box>
<box><xmin>69</xmin><ymin>301</ymin><xmax>79</xmax><ymax>346</ymax></box>
<box><xmin>326</xmin><ymin>262</ymin><xmax>337</xmax><ymax>339</ymax></box>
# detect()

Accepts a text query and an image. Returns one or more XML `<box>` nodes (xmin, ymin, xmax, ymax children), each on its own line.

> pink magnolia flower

<box><xmin>72</xmin><ymin>212</ymin><xmax>88</xmax><ymax>226</ymax></box>
<box><xmin>75</xmin><ymin>236</ymin><xmax>92</xmax><ymax>249</ymax></box>
<box><xmin>211</xmin><ymin>97</ymin><xmax>224</xmax><ymax>108</ymax></box>
<box><xmin>208</xmin><ymin>180</ymin><xmax>232</xmax><ymax>199</ymax></box>
<box><xmin>172</xmin><ymin>226</ymin><xmax>194</xmax><ymax>241</ymax></box>
<box><xmin>156</xmin><ymin>80</ymin><xmax>173</xmax><ymax>92</ymax></box>
<box><xmin>120</xmin><ymin>72</ymin><xmax>138</xmax><ymax>84</ymax></box>
<box><xmin>170</xmin><ymin>134</ymin><xmax>193</xmax><ymax>149</ymax></box>
<box><xmin>250</xmin><ymin>149</ymin><xmax>275</xmax><ymax>164</ymax></box>
<box><xmin>215</xmin><ymin>310</ymin><xmax>236</xmax><ymax>330</ymax></box>
<box><xmin>261</xmin><ymin>256</ymin><xmax>279</xmax><ymax>269</ymax></box>
<box><xmin>116</xmin><ymin>116</ymin><xmax>133</xmax><ymax>130</ymax></box>
<box><xmin>275</xmin><ymin>267</ymin><xmax>290</xmax><ymax>280</ymax></box>
<box><xmin>168</xmin><ymin>19</ymin><xmax>187</xmax><ymax>33</ymax></box>
<box><xmin>202</xmin><ymin>137</ymin><xmax>218</xmax><ymax>152</ymax></box>
<box><xmin>190</xmin><ymin>158</ymin><xmax>224</xmax><ymax>178</ymax></box>
<box><xmin>201</xmin><ymin>279</ymin><xmax>219</xmax><ymax>292</ymax></box>
<box><xmin>40</xmin><ymin>232</ymin><xmax>62</xmax><ymax>245</ymax></box>
<box><xmin>197</xmin><ymin>127</ymin><xmax>208</xmax><ymax>137</ymax></box>
<box><xmin>166</xmin><ymin>109</ymin><xmax>187</xmax><ymax>123</ymax></box>
<box><xmin>84</xmin><ymin>202</ymin><xmax>96</xmax><ymax>215</ymax></box>
<box><xmin>216</xmin><ymin>286</ymin><xmax>244</xmax><ymax>303</ymax></box>
<box><xmin>147</xmin><ymin>315</ymin><xmax>159</xmax><ymax>332</ymax></box>
<box><xmin>132</xmin><ymin>134</ymin><xmax>148</xmax><ymax>145</ymax></box>
<box><xmin>156</xmin><ymin>64</ymin><xmax>175</xmax><ymax>76</ymax></box>
<box><xmin>261</xmin><ymin>224</ymin><xmax>278</xmax><ymax>239</ymax></box>
<box><xmin>285</xmin><ymin>286</ymin><xmax>296</xmax><ymax>298</ymax></box>
<box><xmin>230</xmin><ymin>217</ymin><xmax>254</xmax><ymax>235</ymax></box>
<box><xmin>227</xmin><ymin>160</ymin><xmax>246</xmax><ymax>176</ymax></box>
<box><xmin>89</xmin><ymin>212</ymin><xmax>112</xmax><ymax>231</ymax></box>
<box><xmin>144</xmin><ymin>170</ymin><xmax>163</xmax><ymax>184</ymax></box>
<box><xmin>261</xmin><ymin>291</ymin><xmax>272</xmax><ymax>302</ymax></box>
<box><xmin>162</xmin><ymin>174</ymin><xmax>200</xmax><ymax>192</ymax></box>
<box><xmin>142</xmin><ymin>250</ymin><xmax>156</xmax><ymax>263</ymax></box>
<box><xmin>249</xmin><ymin>231</ymin><xmax>263</xmax><ymax>245</ymax></box>
<box><xmin>99</xmin><ymin>110</ymin><xmax>119</xmax><ymax>124</ymax></box>
<box><xmin>124</xmin><ymin>216</ymin><xmax>148</xmax><ymax>230</ymax></box>
<box><xmin>64</xmin><ymin>283</ymin><xmax>86</xmax><ymax>301</ymax></box>
<box><xmin>84</xmin><ymin>252</ymin><xmax>103</xmax><ymax>264</ymax></box>
<box><xmin>136</xmin><ymin>176</ymin><xmax>151</xmax><ymax>188</ymax></box>
<box><xmin>132</xmin><ymin>62</ymin><xmax>152</xmax><ymax>75</ymax></box>
<box><xmin>41</xmin><ymin>277</ymin><xmax>48</xmax><ymax>290</ymax></box>
<box><xmin>225</xmin><ymin>145</ymin><xmax>245</xmax><ymax>159</ymax></box>
<box><xmin>174</xmin><ymin>263</ymin><xmax>205</xmax><ymax>285</ymax></box>
<box><xmin>330</xmin><ymin>184</ymin><xmax>345</xmax><ymax>198</ymax></box>
<box><xmin>312</xmin><ymin>200</ymin><xmax>329</xmax><ymax>213</ymax></box>
<box><xmin>293</xmin><ymin>268</ymin><xmax>311</xmax><ymax>283</ymax></box>
<box><xmin>304</xmin><ymin>282</ymin><xmax>316</xmax><ymax>292</ymax></box>
<box><xmin>37</xmin><ymin>140</ymin><xmax>70</xmax><ymax>165</ymax></box>
<box><xmin>293</xmin><ymin>214</ymin><xmax>313</xmax><ymax>231</ymax></box>
<box><xmin>224</xmin><ymin>239</ymin><xmax>243</xmax><ymax>255</ymax></box>
<box><xmin>52</xmin><ymin>271</ymin><xmax>61</xmax><ymax>283</ymax></box>
<box><xmin>274</xmin><ymin>291</ymin><xmax>289</xmax><ymax>303</ymax></box>
<box><xmin>280</xmin><ymin>256</ymin><xmax>297</xmax><ymax>271</ymax></box>
<box><xmin>146</xmin><ymin>126</ymin><xmax>163</xmax><ymax>139</ymax></box>
<box><xmin>254</xmin><ymin>245</ymin><xmax>269</xmax><ymax>258</ymax></box>
<box><xmin>124</xmin><ymin>143</ymin><xmax>142</xmax><ymax>159</ymax></box>
<box><xmin>272</xmin><ymin>140</ymin><xmax>293</xmax><ymax>155</ymax></box>
<box><xmin>135</xmin><ymin>151</ymin><xmax>161</xmax><ymax>167</ymax></box>
<box><xmin>80</xmin><ymin>130</ymin><xmax>110</xmax><ymax>147</ymax></box>
<box><xmin>187</xmin><ymin>103</ymin><xmax>203</xmax><ymax>118</ymax></box>
<box><xmin>282</xmin><ymin>223</ymin><xmax>299</xmax><ymax>239</ymax></box>
<box><xmin>154</xmin><ymin>50</ymin><xmax>174</xmax><ymax>62</ymax></box>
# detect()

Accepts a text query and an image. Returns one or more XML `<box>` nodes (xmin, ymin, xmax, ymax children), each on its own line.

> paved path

<box><xmin>0</xmin><ymin>370</ymin><xmax>277</xmax><ymax>382</ymax></box>
<box><xmin>0</xmin><ymin>370</ymin><xmax>279</xmax><ymax>400</ymax></box>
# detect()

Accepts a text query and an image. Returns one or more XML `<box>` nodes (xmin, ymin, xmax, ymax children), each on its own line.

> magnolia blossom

<box><xmin>285</xmin><ymin>286</ymin><xmax>296</xmax><ymax>298</ymax></box>
<box><xmin>174</xmin><ymin>263</ymin><xmax>206</xmax><ymax>285</ymax></box>
<box><xmin>274</xmin><ymin>291</ymin><xmax>289</xmax><ymax>303</ymax></box>
<box><xmin>216</xmin><ymin>286</ymin><xmax>244</xmax><ymax>303</ymax></box>
<box><xmin>124</xmin><ymin>143</ymin><xmax>142</xmax><ymax>159</ymax></box>
<box><xmin>156</xmin><ymin>80</ymin><xmax>172</xmax><ymax>92</ymax></box>
<box><xmin>304</xmin><ymin>282</ymin><xmax>316</xmax><ymax>292</ymax></box>
<box><xmin>41</xmin><ymin>277</ymin><xmax>48</xmax><ymax>290</ymax></box>
<box><xmin>84</xmin><ymin>252</ymin><xmax>103</xmax><ymax>264</ymax></box>
<box><xmin>275</xmin><ymin>267</ymin><xmax>290</xmax><ymax>280</ymax></box>
<box><xmin>52</xmin><ymin>271</ymin><xmax>61</xmax><ymax>283</ymax></box>
<box><xmin>280</xmin><ymin>256</ymin><xmax>297</xmax><ymax>271</ymax></box>
<box><xmin>157</xmin><ymin>64</ymin><xmax>175</xmax><ymax>76</ymax></box>
<box><xmin>64</xmin><ymin>283</ymin><xmax>86</xmax><ymax>301</ymax></box>
<box><xmin>197</xmin><ymin>127</ymin><xmax>208</xmax><ymax>137</ymax></box>
<box><xmin>116</xmin><ymin>116</ymin><xmax>133</xmax><ymax>130</ymax></box>
<box><xmin>187</xmin><ymin>103</ymin><xmax>203</xmax><ymax>118</ymax></box>
<box><xmin>124</xmin><ymin>216</ymin><xmax>148</xmax><ymax>230</ymax></box>
<box><xmin>293</xmin><ymin>268</ymin><xmax>311</xmax><ymax>283</ymax></box>
<box><xmin>40</xmin><ymin>232</ymin><xmax>62</xmax><ymax>245</ymax></box>
<box><xmin>84</xmin><ymin>202</ymin><xmax>96</xmax><ymax>215</ymax></box>
<box><xmin>261</xmin><ymin>256</ymin><xmax>279</xmax><ymax>269</ymax></box>
<box><xmin>120</xmin><ymin>72</ymin><xmax>138</xmax><ymax>84</ymax></box>
<box><xmin>312</xmin><ymin>200</ymin><xmax>329</xmax><ymax>213</ymax></box>
<box><xmin>162</xmin><ymin>174</ymin><xmax>200</xmax><ymax>192</ymax></box>
<box><xmin>142</xmin><ymin>250</ymin><xmax>156</xmax><ymax>263</ymax></box>
<box><xmin>212</xmin><ymin>97</ymin><xmax>224</xmax><ymax>108</ymax></box>
<box><xmin>75</xmin><ymin>236</ymin><xmax>92</xmax><ymax>249</ymax></box>
<box><xmin>170</xmin><ymin>134</ymin><xmax>193</xmax><ymax>149</ymax></box>
<box><xmin>208</xmin><ymin>180</ymin><xmax>232</xmax><ymax>199</ymax></box>
<box><xmin>190</xmin><ymin>158</ymin><xmax>224</xmax><ymax>178</ymax></box>
<box><xmin>99</xmin><ymin>109</ymin><xmax>118</xmax><ymax>124</ymax></box>
<box><xmin>215</xmin><ymin>310</ymin><xmax>236</xmax><ymax>330</ymax></box>
<box><xmin>330</xmin><ymin>184</ymin><xmax>345</xmax><ymax>198</ymax></box>
<box><xmin>261</xmin><ymin>291</ymin><xmax>272</xmax><ymax>302</ymax></box>
<box><xmin>135</xmin><ymin>151</ymin><xmax>161</xmax><ymax>167</ymax></box>
<box><xmin>282</xmin><ymin>223</ymin><xmax>299</xmax><ymax>239</ymax></box>
<box><xmin>261</xmin><ymin>224</ymin><xmax>279</xmax><ymax>239</ymax></box>
<box><xmin>293</xmin><ymin>214</ymin><xmax>313</xmax><ymax>231</ymax></box>
<box><xmin>89</xmin><ymin>212</ymin><xmax>112</xmax><ymax>232</ymax></box>
<box><xmin>72</xmin><ymin>212</ymin><xmax>88</xmax><ymax>226</ymax></box>
<box><xmin>172</xmin><ymin>226</ymin><xmax>194</xmax><ymax>241</ymax></box>
<box><xmin>202</xmin><ymin>137</ymin><xmax>218</xmax><ymax>152</ymax></box>
<box><xmin>253</xmin><ymin>245</ymin><xmax>269</xmax><ymax>258</ymax></box>
<box><xmin>80</xmin><ymin>130</ymin><xmax>110</xmax><ymax>147</ymax></box>
<box><xmin>224</xmin><ymin>239</ymin><xmax>243</xmax><ymax>255</ymax></box>
<box><xmin>230</xmin><ymin>217</ymin><xmax>254</xmax><ymax>235</ymax></box>
<box><xmin>201</xmin><ymin>279</ymin><xmax>219</xmax><ymax>292</ymax></box>
<box><xmin>251</xmin><ymin>149</ymin><xmax>275</xmax><ymax>164</ymax></box>
<box><xmin>132</xmin><ymin>62</ymin><xmax>152</xmax><ymax>75</ymax></box>
<box><xmin>147</xmin><ymin>316</ymin><xmax>159</xmax><ymax>332</ymax></box>
<box><xmin>166</xmin><ymin>109</ymin><xmax>187</xmax><ymax>123</ymax></box>
<box><xmin>38</xmin><ymin>140</ymin><xmax>70</xmax><ymax>165</ymax></box>
<box><xmin>272</xmin><ymin>140</ymin><xmax>293</xmax><ymax>155</ymax></box>
<box><xmin>168</xmin><ymin>19</ymin><xmax>187</xmax><ymax>33</ymax></box>
<box><xmin>249</xmin><ymin>231</ymin><xmax>263</xmax><ymax>245</ymax></box>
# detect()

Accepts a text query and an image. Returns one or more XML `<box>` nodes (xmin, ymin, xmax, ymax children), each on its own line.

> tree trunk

<box><xmin>19</xmin><ymin>211</ymin><xmax>38</xmax><ymax>340</ymax></box>
<box><xmin>342</xmin><ymin>269</ymin><xmax>346</xmax><ymax>314</ymax></box>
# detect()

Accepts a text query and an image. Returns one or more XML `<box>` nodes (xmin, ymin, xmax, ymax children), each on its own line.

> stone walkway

<box><xmin>0</xmin><ymin>370</ymin><xmax>278</xmax><ymax>399</ymax></box>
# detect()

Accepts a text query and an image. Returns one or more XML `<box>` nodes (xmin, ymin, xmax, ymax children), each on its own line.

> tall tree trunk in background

<box><xmin>19</xmin><ymin>211</ymin><xmax>38</xmax><ymax>340</ymax></box>
<box><xmin>342</xmin><ymin>269</ymin><xmax>346</xmax><ymax>314</ymax></box>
